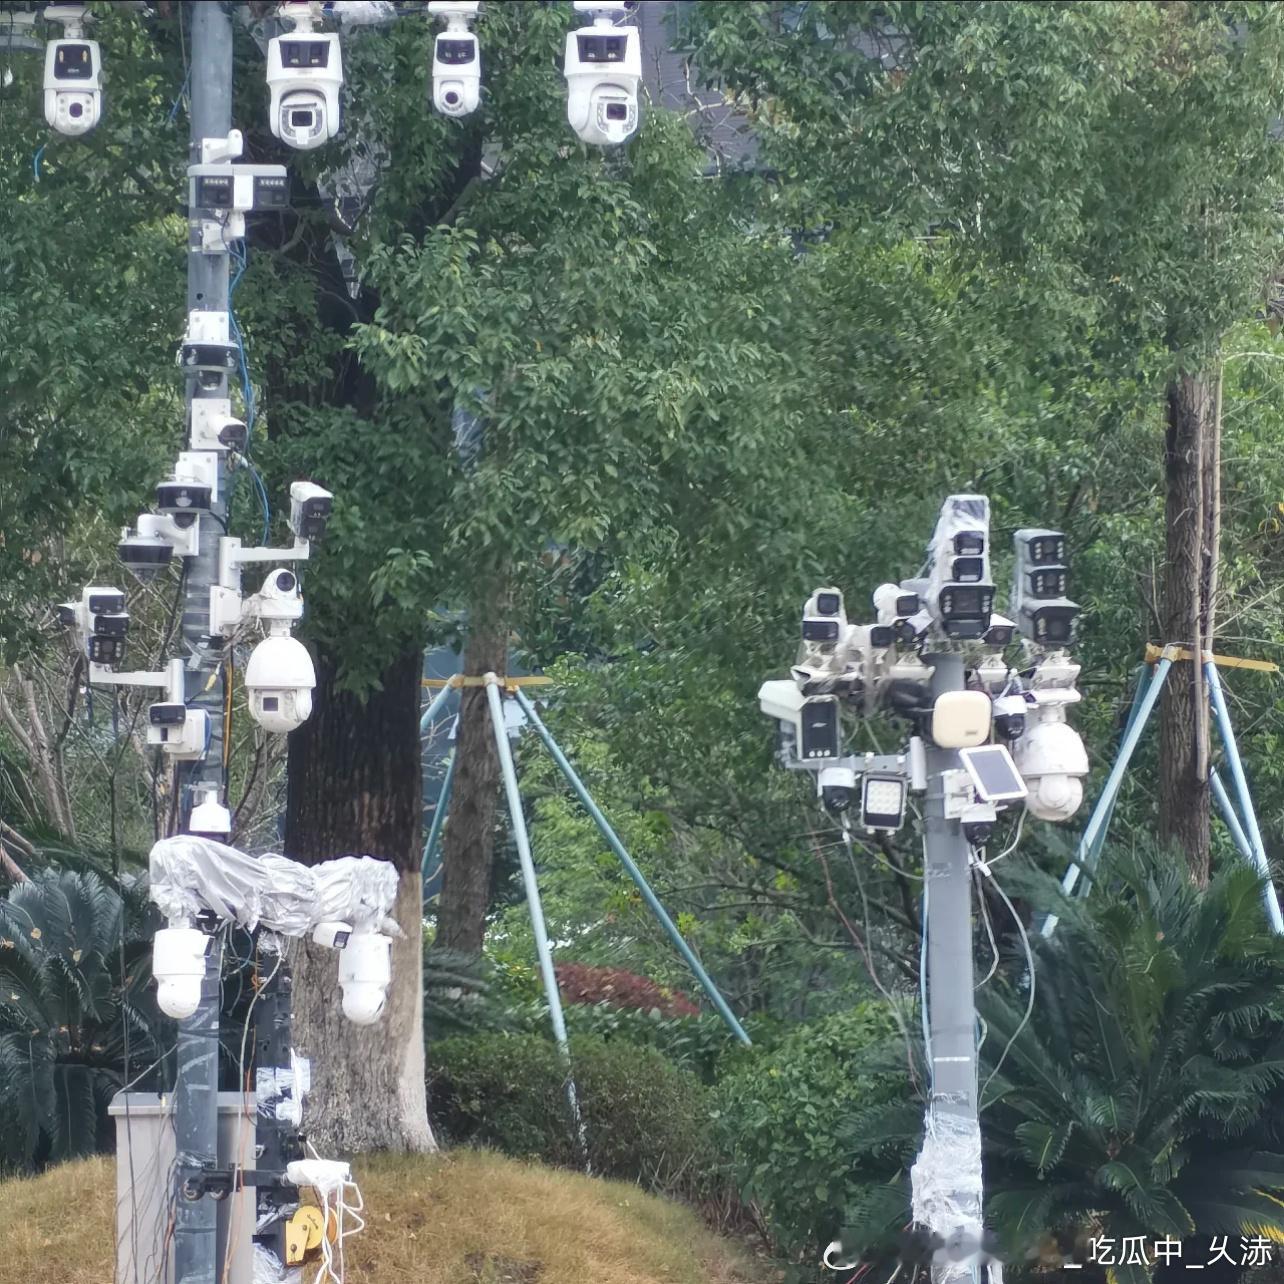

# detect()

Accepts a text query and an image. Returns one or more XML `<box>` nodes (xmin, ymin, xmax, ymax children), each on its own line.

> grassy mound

<box><xmin>0</xmin><ymin>1148</ymin><xmax>768</xmax><ymax>1284</ymax></box>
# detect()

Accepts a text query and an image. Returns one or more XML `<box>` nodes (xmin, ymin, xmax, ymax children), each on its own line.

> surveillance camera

<box><xmin>147</xmin><ymin>701</ymin><xmax>209</xmax><ymax>760</ymax></box>
<box><xmin>983</xmin><ymin>613</ymin><xmax>1016</xmax><ymax>650</ymax></box>
<box><xmin>179</xmin><ymin>311</ymin><xmax>238</xmax><ymax>391</ymax></box>
<box><xmin>992</xmin><ymin>692</ymin><xmax>1028</xmax><ymax>741</ymax></box>
<box><xmin>818</xmin><ymin>765</ymin><xmax>856</xmax><ymax>814</ymax></box>
<box><xmin>244</xmin><ymin>634</ymin><xmax>316</xmax><ymax>733</ymax></box>
<box><xmin>289</xmin><ymin>481</ymin><xmax>333</xmax><ymax>544</ymax></box>
<box><xmin>153</xmin><ymin>925</ymin><xmax>210</xmax><ymax>1020</ymax></box>
<box><xmin>43</xmin><ymin>37</ymin><xmax>101</xmax><ymax>137</ymax></box>
<box><xmin>188</xmin><ymin>797</ymin><xmax>232</xmax><ymax>841</ymax></box>
<box><xmin>118</xmin><ymin>527</ymin><xmax>174</xmax><ymax>581</ymax></box>
<box><xmin>758</xmin><ymin>679</ymin><xmax>841</xmax><ymax>761</ymax></box>
<box><xmin>255</xmin><ymin>567</ymin><xmax>305</xmax><ymax>629</ymax></box>
<box><xmin>156</xmin><ymin>453</ymin><xmax>217</xmax><ymax>526</ymax></box>
<box><xmin>1012</xmin><ymin>528</ymin><xmax>1080</xmax><ymax>648</ymax></box>
<box><xmin>564</xmin><ymin>3</ymin><xmax>641</xmax><ymax>146</ymax></box>
<box><xmin>801</xmin><ymin>586</ymin><xmax>846</xmax><ymax>647</ymax></box>
<box><xmin>267</xmin><ymin>10</ymin><xmax>343</xmax><ymax>151</ymax></box>
<box><xmin>925</xmin><ymin>495</ymin><xmax>996</xmax><ymax>640</ymax></box>
<box><xmin>312</xmin><ymin>920</ymin><xmax>353</xmax><ymax>950</ymax></box>
<box><xmin>338</xmin><ymin>931</ymin><xmax>391</xmax><ymax>1025</ymax></box>
<box><xmin>77</xmin><ymin>586</ymin><xmax>129</xmax><ymax>668</ymax></box>
<box><xmin>190</xmin><ymin>400</ymin><xmax>248</xmax><ymax>454</ymax></box>
<box><xmin>429</xmin><ymin>1</ymin><xmax>481</xmax><ymax>117</ymax></box>
<box><xmin>1013</xmin><ymin>717</ymin><xmax>1088</xmax><ymax>822</ymax></box>
<box><xmin>961</xmin><ymin>800</ymin><xmax>997</xmax><ymax>848</ymax></box>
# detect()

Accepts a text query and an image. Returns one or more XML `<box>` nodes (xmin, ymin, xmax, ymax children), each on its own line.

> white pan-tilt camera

<box><xmin>267</xmin><ymin>2</ymin><xmax>343</xmax><ymax>151</ymax></box>
<box><xmin>153</xmin><ymin>925</ymin><xmax>211</xmax><ymax>1020</ymax></box>
<box><xmin>428</xmin><ymin>0</ymin><xmax>481</xmax><ymax>118</ymax></box>
<box><xmin>338</xmin><ymin>930</ymin><xmax>392</xmax><ymax>1025</ymax></box>
<box><xmin>42</xmin><ymin>5</ymin><xmax>101</xmax><ymax>137</ymax></box>
<box><xmin>289</xmin><ymin>480</ymin><xmax>333</xmax><ymax>544</ymax></box>
<box><xmin>564</xmin><ymin>1</ymin><xmax>641</xmax><ymax>146</ymax></box>
<box><xmin>245</xmin><ymin>633</ymin><xmax>316</xmax><ymax>734</ymax></box>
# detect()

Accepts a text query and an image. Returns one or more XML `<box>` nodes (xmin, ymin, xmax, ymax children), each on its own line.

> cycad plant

<box><xmin>839</xmin><ymin>841</ymin><xmax>1284</xmax><ymax>1284</ymax></box>
<box><xmin>0</xmin><ymin>867</ymin><xmax>162</xmax><ymax>1171</ymax></box>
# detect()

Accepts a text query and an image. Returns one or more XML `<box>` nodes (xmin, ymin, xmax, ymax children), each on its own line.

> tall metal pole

<box><xmin>915</xmin><ymin>652</ymin><xmax>983</xmax><ymax>1283</ymax></box>
<box><xmin>174</xmin><ymin>7</ymin><xmax>233</xmax><ymax>1283</ymax></box>
<box><xmin>483</xmin><ymin>675</ymin><xmax>589</xmax><ymax>1165</ymax></box>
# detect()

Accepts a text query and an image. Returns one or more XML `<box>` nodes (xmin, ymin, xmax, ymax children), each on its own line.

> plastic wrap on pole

<box><xmin>910</xmin><ymin>1109</ymin><xmax>984</xmax><ymax>1280</ymax></box>
<box><xmin>149</xmin><ymin>836</ymin><xmax>399</xmax><ymax>936</ymax></box>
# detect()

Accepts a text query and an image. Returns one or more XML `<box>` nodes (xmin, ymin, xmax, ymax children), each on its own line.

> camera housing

<box><xmin>429</xmin><ymin>1</ymin><xmax>481</xmax><ymax>118</ymax></box>
<box><xmin>245</xmin><ymin>634</ymin><xmax>316</xmax><ymax>733</ymax></box>
<box><xmin>43</xmin><ymin>35</ymin><xmax>101</xmax><ymax>137</ymax></box>
<box><xmin>267</xmin><ymin>6</ymin><xmax>343</xmax><ymax>151</ymax></box>
<box><xmin>147</xmin><ymin>702</ymin><xmax>209</xmax><ymax>760</ymax></box>
<box><xmin>189</xmin><ymin>400</ymin><xmax>247</xmax><ymax>454</ymax></box>
<box><xmin>71</xmin><ymin>586</ymin><xmax>129</xmax><ymax>669</ymax></box>
<box><xmin>1012</xmin><ymin>528</ymin><xmax>1080</xmax><ymax>648</ymax></box>
<box><xmin>925</xmin><ymin>496</ymin><xmax>996</xmax><ymax>641</ymax></box>
<box><xmin>153</xmin><ymin>925</ymin><xmax>210</xmax><ymax>1020</ymax></box>
<box><xmin>180</xmin><ymin>310</ymin><xmax>238</xmax><ymax>391</ymax></box>
<box><xmin>189</xmin><ymin>795</ymin><xmax>233</xmax><ymax>841</ymax></box>
<box><xmin>564</xmin><ymin>2</ymin><xmax>641</xmax><ymax>146</ymax></box>
<box><xmin>289</xmin><ymin>481</ymin><xmax>333</xmax><ymax>544</ymax></box>
<box><xmin>1013</xmin><ymin>702</ymin><xmax>1089</xmax><ymax>822</ymax></box>
<box><xmin>818</xmin><ymin>765</ymin><xmax>856</xmax><ymax>814</ymax></box>
<box><xmin>156</xmin><ymin>452</ymin><xmax>218</xmax><ymax>527</ymax></box>
<box><xmin>338</xmin><ymin>931</ymin><xmax>392</xmax><ymax>1025</ymax></box>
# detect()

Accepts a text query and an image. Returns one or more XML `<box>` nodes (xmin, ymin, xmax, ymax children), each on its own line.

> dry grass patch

<box><xmin>0</xmin><ymin>1148</ymin><xmax>770</xmax><ymax>1284</ymax></box>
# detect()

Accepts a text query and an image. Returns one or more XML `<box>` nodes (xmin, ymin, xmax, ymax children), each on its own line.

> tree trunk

<box><xmin>1159</xmin><ymin>371</ymin><xmax>1214</xmax><ymax>884</ymax></box>
<box><xmin>435</xmin><ymin>577</ymin><xmax>510</xmax><ymax>955</ymax></box>
<box><xmin>284</xmin><ymin>645</ymin><xmax>435</xmax><ymax>1153</ymax></box>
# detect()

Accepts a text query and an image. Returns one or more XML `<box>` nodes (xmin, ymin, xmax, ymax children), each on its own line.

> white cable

<box><xmin>984</xmin><ymin>809</ymin><xmax>1026</xmax><ymax>868</ymax></box>
<box><xmin>980</xmin><ymin>869</ymin><xmax>1036</xmax><ymax>1103</ymax></box>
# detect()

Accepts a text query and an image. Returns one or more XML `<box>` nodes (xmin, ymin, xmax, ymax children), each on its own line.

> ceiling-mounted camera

<box><xmin>564</xmin><ymin>1</ymin><xmax>641</xmax><ymax>146</ymax></box>
<box><xmin>179</xmin><ymin>311</ymin><xmax>238</xmax><ymax>391</ymax></box>
<box><xmin>267</xmin><ymin>2</ymin><xmax>343</xmax><ymax>151</ymax></box>
<box><xmin>156</xmin><ymin>453</ymin><xmax>218</xmax><ymax>527</ymax></box>
<box><xmin>42</xmin><ymin>5</ymin><xmax>100</xmax><ymax>137</ymax></box>
<box><xmin>429</xmin><ymin>0</ymin><xmax>481</xmax><ymax>118</ymax></box>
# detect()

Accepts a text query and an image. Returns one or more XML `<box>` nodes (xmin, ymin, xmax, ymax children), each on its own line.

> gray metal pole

<box><xmin>917</xmin><ymin>652</ymin><xmax>983</xmax><ymax>1283</ymax></box>
<box><xmin>511</xmin><ymin>686</ymin><xmax>751</xmax><ymax>1045</ymax></box>
<box><xmin>483</xmin><ymin>675</ymin><xmax>589</xmax><ymax>1165</ymax></box>
<box><xmin>174</xmin><ymin>7</ymin><xmax>233</xmax><ymax>1283</ymax></box>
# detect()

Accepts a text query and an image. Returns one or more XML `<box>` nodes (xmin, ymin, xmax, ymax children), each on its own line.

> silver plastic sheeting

<box><xmin>910</xmin><ymin>1108</ymin><xmax>984</xmax><ymax>1282</ymax></box>
<box><xmin>149</xmin><ymin>836</ymin><xmax>399</xmax><ymax>936</ymax></box>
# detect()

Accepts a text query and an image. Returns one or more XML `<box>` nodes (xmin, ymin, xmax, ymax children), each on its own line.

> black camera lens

<box><xmin>69</xmin><ymin>101</ymin><xmax>84</xmax><ymax>118</ymax></box>
<box><xmin>274</xmin><ymin>571</ymin><xmax>297</xmax><ymax>594</ymax></box>
<box><xmin>290</xmin><ymin>109</ymin><xmax>315</xmax><ymax>128</ymax></box>
<box><xmin>802</xmin><ymin>618</ymin><xmax>841</xmax><ymax>643</ymax></box>
<box><xmin>605</xmin><ymin>102</ymin><xmax>628</xmax><ymax>121</ymax></box>
<box><xmin>815</xmin><ymin>591</ymin><xmax>842</xmax><ymax>616</ymax></box>
<box><xmin>445</xmin><ymin>90</ymin><xmax>460</xmax><ymax>106</ymax></box>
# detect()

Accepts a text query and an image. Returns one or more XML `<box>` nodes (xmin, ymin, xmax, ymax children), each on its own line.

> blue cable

<box><xmin>32</xmin><ymin>143</ymin><xmax>45</xmax><ymax>181</ymax></box>
<box><xmin>166</xmin><ymin>66</ymin><xmax>192</xmax><ymax>124</ymax></box>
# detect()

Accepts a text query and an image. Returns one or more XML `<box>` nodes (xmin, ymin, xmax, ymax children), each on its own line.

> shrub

<box><xmin>712</xmin><ymin>1001</ymin><xmax>902</xmax><ymax>1266</ymax></box>
<box><xmin>427</xmin><ymin>1031</ymin><xmax>724</xmax><ymax>1203</ymax></box>
<box><xmin>554</xmin><ymin>962</ymin><xmax>701</xmax><ymax>1017</ymax></box>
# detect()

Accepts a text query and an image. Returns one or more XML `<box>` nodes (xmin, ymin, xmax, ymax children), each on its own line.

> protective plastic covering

<box><xmin>330</xmin><ymin>0</ymin><xmax>398</xmax><ymax>25</ymax></box>
<box><xmin>253</xmin><ymin>1243</ymin><xmax>286</xmax><ymax>1283</ymax></box>
<box><xmin>910</xmin><ymin>1108</ymin><xmax>984</xmax><ymax>1281</ymax></box>
<box><xmin>149</xmin><ymin>836</ymin><xmax>400</xmax><ymax>936</ymax></box>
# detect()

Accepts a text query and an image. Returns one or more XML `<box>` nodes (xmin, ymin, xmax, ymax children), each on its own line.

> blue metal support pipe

<box><xmin>512</xmin><ymin>686</ymin><xmax>752</xmax><ymax>1046</ymax></box>
<box><xmin>421</xmin><ymin>750</ymin><xmax>456</xmax><ymax>894</ymax></box>
<box><xmin>420</xmin><ymin>679</ymin><xmax>455</xmax><ymax>735</ymax></box>
<box><xmin>1040</xmin><ymin>652</ymin><xmax>1175</xmax><ymax>939</ymax></box>
<box><xmin>1205</xmin><ymin>660</ymin><xmax>1284</xmax><ymax>934</ymax></box>
<box><xmin>485</xmin><ymin>676</ymin><xmax>589</xmax><ymax>1164</ymax></box>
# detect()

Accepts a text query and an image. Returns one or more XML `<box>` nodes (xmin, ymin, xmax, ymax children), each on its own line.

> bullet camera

<box><xmin>429</xmin><ymin>0</ymin><xmax>481</xmax><ymax>118</ymax></box>
<box><xmin>245</xmin><ymin>634</ymin><xmax>316</xmax><ymax>734</ymax></box>
<box><xmin>147</xmin><ymin>701</ymin><xmax>209</xmax><ymax>760</ymax></box>
<box><xmin>42</xmin><ymin>6</ymin><xmax>101</xmax><ymax>137</ymax></box>
<box><xmin>1012</xmin><ymin>528</ymin><xmax>1080</xmax><ymax>648</ymax></box>
<box><xmin>801</xmin><ymin>586</ymin><xmax>846</xmax><ymax>648</ymax></box>
<box><xmin>312</xmin><ymin>920</ymin><xmax>353</xmax><ymax>951</ymax></box>
<box><xmin>189</xmin><ymin>400</ymin><xmax>247</xmax><ymax>454</ymax></box>
<box><xmin>565</xmin><ymin>1</ymin><xmax>641</xmax><ymax>147</ymax></box>
<box><xmin>925</xmin><ymin>496</ymin><xmax>996</xmax><ymax>641</ymax></box>
<box><xmin>68</xmin><ymin>586</ymin><xmax>128</xmax><ymax>668</ymax></box>
<box><xmin>759</xmin><ymin>679</ymin><xmax>842</xmax><ymax>762</ymax></box>
<box><xmin>338</xmin><ymin>930</ymin><xmax>392</xmax><ymax>1025</ymax></box>
<box><xmin>289</xmin><ymin>481</ymin><xmax>333</xmax><ymax>544</ymax></box>
<box><xmin>818</xmin><ymin>765</ymin><xmax>856</xmax><ymax>814</ymax></box>
<box><xmin>152</xmin><ymin>924</ymin><xmax>211</xmax><ymax>1020</ymax></box>
<box><xmin>267</xmin><ymin>3</ymin><xmax>343</xmax><ymax>151</ymax></box>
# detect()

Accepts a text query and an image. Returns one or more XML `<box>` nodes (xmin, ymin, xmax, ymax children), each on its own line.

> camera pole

<box><xmin>173</xmin><ymin>6</ymin><xmax>233</xmax><ymax>1283</ymax></box>
<box><xmin>917</xmin><ymin>652</ymin><xmax>984</xmax><ymax>1283</ymax></box>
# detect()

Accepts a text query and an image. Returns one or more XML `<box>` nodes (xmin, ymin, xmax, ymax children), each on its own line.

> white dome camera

<box><xmin>244</xmin><ymin>634</ymin><xmax>316</xmax><ymax>734</ymax></box>
<box><xmin>257</xmin><ymin>567</ymin><xmax>305</xmax><ymax>627</ymax></box>
<box><xmin>1013</xmin><ymin>716</ymin><xmax>1088</xmax><ymax>822</ymax></box>
<box><xmin>564</xmin><ymin>1</ymin><xmax>641</xmax><ymax>147</ymax></box>
<box><xmin>266</xmin><ymin>3</ymin><xmax>343</xmax><ymax>151</ymax></box>
<box><xmin>338</xmin><ymin>931</ymin><xmax>391</xmax><ymax>1025</ymax></box>
<box><xmin>153</xmin><ymin>925</ymin><xmax>210</xmax><ymax>1021</ymax></box>
<box><xmin>429</xmin><ymin>1</ymin><xmax>481</xmax><ymax>118</ymax></box>
<box><xmin>42</xmin><ymin>7</ymin><xmax>101</xmax><ymax>137</ymax></box>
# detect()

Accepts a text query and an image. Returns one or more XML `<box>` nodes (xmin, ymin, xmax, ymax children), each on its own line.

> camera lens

<box><xmin>69</xmin><ymin>101</ymin><xmax>83</xmax><ymax>118</ymax></box>
<box><xmin>445</xmin><ymin>90</ymin><xmax>460</xmax><ymax>106</ymax></box>
<box><xmin>605</xmin><ymin>102</ymin><xmax>628</xmax><ymax>121</ymax></box>
<box><xmin>816</xmin><ymin>591</ymin><xmax>841</xmax><ymax>616</ymax></box>
<box><xmin>290</xmin><ymin>109</ymin><xmax>315</xmax><ymax>128</ymax></box>
<box><xmin>275</xmin><ymin>571</ymin><xmax>297</xmax><ymax>594</ymax></box>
